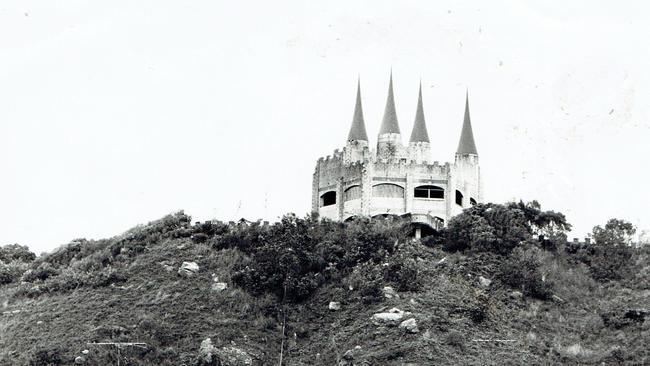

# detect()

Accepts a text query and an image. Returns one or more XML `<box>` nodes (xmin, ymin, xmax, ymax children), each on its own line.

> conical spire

<box><xmin>378</xmin><ymin>72</ymin><xmax>401</xmax><ymax>135</ymax></box>
<box><xmin>347</xmin><ymin>77</ymin><xmax>368</xmax><ymax>142</ymax></box>
<box><xmin>409</xmin><ymin>82</ymin><xmax>430</xmax><ymax>143</ymax></box>
<box><xmin>456</xmin><ymin>90</ymin><xmax>478</xmax><ymax>155</ymax></box>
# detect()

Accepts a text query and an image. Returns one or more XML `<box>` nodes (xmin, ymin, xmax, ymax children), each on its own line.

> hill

<box><xmin>1</xmin><ymin>202</ymin><xmax>649</xmax><ymax>365</ymax></box>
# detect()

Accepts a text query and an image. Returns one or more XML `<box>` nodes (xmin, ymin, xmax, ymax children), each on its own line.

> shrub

<box><xmin>498</xmin><ymin>245</ymin><xmax>553</xmax><ymax>300</ymax></box>
<box><xmin>565</xmin><ymin>242</ymin><xmax>633</xmax><ymax>282</ymax></box>
<box><xmin>0</xmin><ymin>261</ymin><xmax>30</xmax><ymax>285</ymax></box>
<box><xmin>29</xmin><ymin>348</ymin><xmax>63</xmax><ymax>366</ymax></box>
<box><xmin>0</xmin><ymin>243</ymin><xmax>36</xmax><ymax>263</ymax></box>
<box><xmin>231</xmin><ymin>214</ymin><xmax>407</xmax><ymax>303</ymax></box>
<box><xmin>22</xmin><ymin>262</ymin><xmax>59</xmax><ymax>282</ymax></box>
<box><xmin>443</xmin><ymin>201</ymin><xmax>570</xmax><ymax>255</ymax></box>
<box><xmin>445</xmin><ymin>331</ymin><xmax>465</xmax><ymax>349</ymax></box>
<box><xmin>382</xmin><ymin>253</ymin><xmax>421</xmax><ymax>292</ymax></box>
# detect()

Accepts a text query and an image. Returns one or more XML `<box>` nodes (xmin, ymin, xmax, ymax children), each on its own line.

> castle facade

<box><xmin>311</xmin><ymin>75</ymin><xmax>482</xmax><ymax>237</ymax></box>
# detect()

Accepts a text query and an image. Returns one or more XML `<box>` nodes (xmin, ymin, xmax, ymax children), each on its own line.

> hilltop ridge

<box><xmin>1</xmin><ymin>202</ymin><xmax>649</xmax><ymax>365</ymax></box>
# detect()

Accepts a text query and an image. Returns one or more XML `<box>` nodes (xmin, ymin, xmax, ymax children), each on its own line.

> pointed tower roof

<box><xmin>409</xmin><ymin>82</ymin><xmax>430</xmax><ymax>143</ymax></box>
<box><xmin>347</xmin><ymin>78</ymin><xmax>369</xmax><ymax>141</ymax></box>
<box><xmin>456</xmin><ymin>90</ymin><xmax>478</xmax><ymax>155</ymax></box>
<box><xmin>378</xmin><ymin>72</ymin><xmax>401</xmax><ymax>135</ymax></box>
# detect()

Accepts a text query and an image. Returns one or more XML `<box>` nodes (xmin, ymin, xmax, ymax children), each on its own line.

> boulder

<box><xmin>178</xmin><ymin>261</ymin><xmax>199</xmax><ymax>277</ymax></box>
<box><xmin>342</xmin><ymin>349</ymin><xmax>354</xmax><ymax>360</ymax></box>
<box><xmin>478</xmin><ymin>276</ymin><xmax>492</xmax><ymax>288</ymax></box>
<box><xmin>338</xmin><ymin>349</ymin><xmax>355</xmax><ymax>366</ymax></box>
<box><xmin>74</xmin><ymin>356</ymin><xmax>86</xmax><ymax>364</ymax></box>
<box><xmin>199</xmin><ymin>338</ymin><xmax>252</xmax><ymax>366</ymax></box>
<box><xmin>216</xmin><ymin>346</ymin><xmax>253</xmax><ymax>366</ymax></box>
<box><xmin>399</xmin><ymin>318</ymin><xmax>419</xmax><ymax>333</ymax></box>
<box><xmin>81</xmin><ymin>350</ymin><xmax>89</xmax><ymax>355</ymax></box>
<box><xmin>382</xmin><ymin>286</ymin><xmax>399</xmax><ymax>299</ymax></box>
<box><xmin>212</xmin><ymin>282</ymin><xmax>228</xmax><ymax>292</ymax></box>
<box><xmin>510</xmin><ymin>290</ymin><xmax>523</xmax><ymax>299</ymax></box>
<box><xmin>371</xmin><ymin>308</ymin><xmax>407</xmax><ymax>326</ymax></box>
<box><xmin>328</xmin><ymin>301</ymin><xmax>341</xmax><ymax>311</ymax></box>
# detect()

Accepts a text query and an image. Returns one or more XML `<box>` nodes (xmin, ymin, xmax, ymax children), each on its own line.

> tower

<box><xmin>344</xmin><ymin>78</ymin><xmax>370</xmax><ymax>164</ymax></box>
<box><xmin>376</xmin><ymin>73</ymin><xmax>403</xmax><ymax>160</ymax></box>
<box><xmin>408</xmin><ymin>82</ymin><xmax>431</xmax><ymax>164</ymax></box>
<box><xmin>452</xmin><ymin>91</ymin><xmax>481</xmax><ymax>211</ymax></box>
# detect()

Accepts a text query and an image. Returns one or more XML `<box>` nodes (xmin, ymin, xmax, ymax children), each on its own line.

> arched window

<box><xmin>372</xmin><ymin>183</ymin><xmax>404</xmax><ymax>198</ymax></box>
<box><xmin>455</xmin><ymin>190</ymin><xmax>463</xmax><ymax>206</ymax></box>
<box><xmin>320</xmin><ymin>191</ymin><xmax>336</xmax><ymax>207</ymax></box>
<box><xmin>344</xmin><ymin>185</ymin><xmax>362</xmax><ymax>201</ymax></box>
<box><xmin>414</xmin><ymin>185</ymin><xmax>444</xmax><ymax>199</ymax></box>
<box><xmin>470</xmin><ymin>197</ymin><xmax>477</xmax><ymax>206</ymax></box>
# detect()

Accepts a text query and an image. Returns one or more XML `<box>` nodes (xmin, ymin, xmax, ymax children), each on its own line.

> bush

<box><xmin>22</xmin><ymin>262</ymin><xmax>59</xmax><ymax>282</ymax></box>
<box><xmin>445</xmin><ymin>331</ymin><xmax>465</xmax><ymax>349</ymax></box>
<box><xmin>382</xmin><ymin>252</ymin><xmax>421</xmax><ymax>292</ymax></box>
<box><xmin>231</xmin><ymin>214</ymin><xmax>407</xmax><ymax>303</ymax></box>
<box><xmin>443</xmin><ymin>201</ymin><xmax>570</xmax><ymax>255</ymax></box>
<box><xmin>566</xmin><ymin>242</ymin><xmax>633</xmax><ymax>282</ymax></box>
<box><xmin>29</xmin><ymin>348</ymin><xmax>63</xmax><ymax>366</ymax></box>
<box><xmin>498</xmin><ymin>245</ymin><xmax>553</xmax><ymax>300</ymax></box>
<box><xmin>0</xmin><ymin>261</ymin><xmax>29</xmax><ymax>285</ymax></box>
<box><xmin>0</xmin><ymin>243</ymin><xmax>36</xmax><ymax>263</ymax></box>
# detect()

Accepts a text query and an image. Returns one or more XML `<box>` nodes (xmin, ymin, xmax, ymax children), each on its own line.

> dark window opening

<box><xmin>414</xmin><ymin>185</ymin><xmax>444</xmax><ymax>199</ymax></box>
<box><xmin>455</xmin><ymin>190</ymin><xmax>463</xmax><ymax>206</ymax></box>
<box><xmin>470</xmin><ymin>197</ymin><xmax>477</xmax><ymax>206</ymax></box>
<box><xmin>320</xmin><ymin>191</ymin><xmax>336</xmax><ymax>207</ymax></box>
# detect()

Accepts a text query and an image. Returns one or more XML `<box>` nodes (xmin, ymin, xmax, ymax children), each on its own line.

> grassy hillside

<box><xmin>1</xmin><ymin>203</ymin><xmax>649</xmax><ymax>365</ymax></box>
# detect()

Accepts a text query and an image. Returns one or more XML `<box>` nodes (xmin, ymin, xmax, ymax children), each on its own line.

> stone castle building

<box><xmin>311</xmin><ymin>75</ymin><xmax>482</xmax><ymax>237</ymax></box>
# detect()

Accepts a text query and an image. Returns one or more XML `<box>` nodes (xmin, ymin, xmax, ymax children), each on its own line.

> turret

<box><xmin>408</xmin><ymin>82</ymin><xmax>431</xmax><ymax>163</ymax></box>
<box><xmin>376</xmin><ymin>72</ymin><xmax>403</xmax><ymax>160</ymax></box>
<box><xmin>453</xmin><ymin>90</ymin><xmax>482</xmax><ymax>206</ymax></box>
<box><xmin>344</xmin><ymin>78</ymin><xmax>369</xmax><ymax>163</ymax></box>
<box><xmin>455</xmin><ymin>90</ymin><xmax>478</xmax><ymax>159</ymax></box>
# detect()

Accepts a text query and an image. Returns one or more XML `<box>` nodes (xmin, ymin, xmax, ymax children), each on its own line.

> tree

<box><xmin>592</xmin><ymin>219</ymin><xmax>636</xmax><ymax>246</ymax></box>
<box><xmin>443</xmin><ymin>201</ymin><xmax>571</xmax><ymax>254</ymax></box>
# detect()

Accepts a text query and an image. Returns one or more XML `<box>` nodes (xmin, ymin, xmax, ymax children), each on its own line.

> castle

<box><xmin>311</xmin><ymin>74</ymin><xmax>482</xmax><ymax>237</ymax></box>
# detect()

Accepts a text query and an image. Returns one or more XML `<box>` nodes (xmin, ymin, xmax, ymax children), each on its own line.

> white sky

<box><xmin>1</xmin><ymin>1</ymin><xmax>649</xmax><ymax>253</ymax></box>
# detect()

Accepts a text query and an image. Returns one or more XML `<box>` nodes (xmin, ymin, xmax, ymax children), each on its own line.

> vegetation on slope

<box><xmin>0</xmin><ymin>202</ymin><xmax>649</xmax><ymax>365</ymax></box>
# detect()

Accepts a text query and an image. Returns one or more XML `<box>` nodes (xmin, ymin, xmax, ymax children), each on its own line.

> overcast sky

<box><xmin>1</xmin><ymin>1</ymin><xmax>649</xmax><ymax>253</ymax></box>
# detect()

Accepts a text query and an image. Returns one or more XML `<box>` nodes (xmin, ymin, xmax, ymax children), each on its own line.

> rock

<box><xmin>399</xmin><ymin>318</ymin><xmax>419</xmax><ymax>333</ymax></box>
<box><xmin>212</xmin><ymin>282</ymin><xmax>228</xmax><ymax>292</ymax></box>
<box><xmin>338</xmin><ymin>349</ymin><xmax>355</xmax><ymax>366</ymax></box>
<box><xmin>216</xmin><ymin>346</ymin><xmax>253</xmax><ymax>366</ymax></box>
<box><xmin>510</xmin><ymin>290</ymin><xmax>523</xmax><ymax>299</ymax></box>
<box><xmin>371</xmin><ymin>308</ymin><xmax>407</xmax><ymax>326</ymax></box>
<box><xmin>199</xmin><ymin>338</ymin><xmax>252</xmax><ymax>366</ymax></box>
<box><xmin>328</xmin><ymin>301</ymin><xmax>341</xmax><ymax>311</ymax></box>
<box><xmin>36</xmin><ymin>320</ymin><xmax>43</xmax><ymax>325</ymax></box>
<box><xmin>382</xmin><ymin>286</ymin><xmax>399</xmax><ymax>299</ymax></box>
<box><xmin>74</xmin><ymin>356</ymin><xmax>86</xmax><ymax>364</ymax></box>
<box><xmin>437</xmin><ymin>257</ymin><xmax>447</xmax><ymax>265</ymax></box>
<box><xmin>478</xmin><ymin>276</ymin><xmax>492</xmax><ymax>288</ymax></box>
<box><xmin>81</xmin><ymin>350</ymin><xmax>89</xmax><ymax>355</ymax></box>
<box><xmin>178</xmin><ymin>261</ymin><xmax>199</xmax><ymax>277</ymax></box>
<box><xmin>162</xmin><ymin>265</ymin><xmax>174</xmax><ymax>272</ymax></box>
<box><xmin>342</xmin><ymin>349</ymin><xmax>354</xmax><ymax>360</ymax></box>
